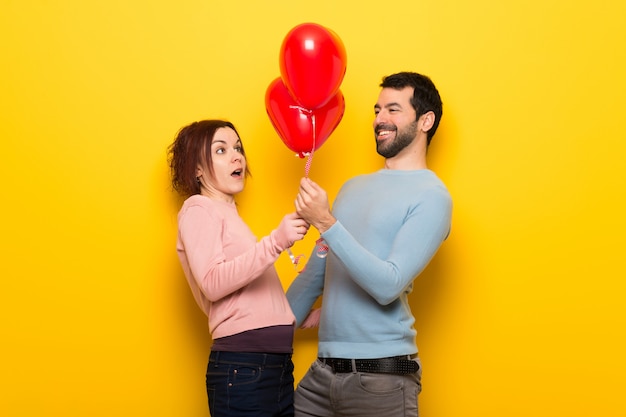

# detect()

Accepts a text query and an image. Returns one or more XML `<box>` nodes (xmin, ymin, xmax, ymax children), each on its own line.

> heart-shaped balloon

<box><xmin>279</xmin><ymin>23</ymin><xmax>347</xmax><ymax>110</ymax></box>
<box><xmin>265</xmin><ymin>77</ymin><xmax>345</xmax><ymax>158</ymax></box>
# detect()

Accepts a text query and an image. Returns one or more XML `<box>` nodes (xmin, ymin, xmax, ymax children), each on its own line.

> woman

<box><xmin>167</xmin><ymin>120</ymin><xmax>308</xmax><ymax>417</ymax></box>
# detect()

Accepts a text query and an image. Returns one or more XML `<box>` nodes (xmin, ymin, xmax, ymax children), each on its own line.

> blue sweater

<box><xmin>287</xmin><ymin>169</ymin><xmax>452</xmax><ymax>359</ymax></box>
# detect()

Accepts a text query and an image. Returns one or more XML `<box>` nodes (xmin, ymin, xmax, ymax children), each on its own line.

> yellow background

<box><xmin>2</xmin><ymin>0</ymin><xmax>625</xmax><ymax>416</ymax></box>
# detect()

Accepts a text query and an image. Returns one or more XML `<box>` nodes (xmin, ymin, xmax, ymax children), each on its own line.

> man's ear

<box><xmin>420</xmin><ymin>111</ymin><xmax>436</xmax><ymax>133</ymax></box>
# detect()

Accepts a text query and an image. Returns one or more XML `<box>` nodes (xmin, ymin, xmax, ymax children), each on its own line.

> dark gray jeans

<box><xmin>294</xmin><ymin>358</ymin><xmax>422</xmax><ymax>417</ymax></box>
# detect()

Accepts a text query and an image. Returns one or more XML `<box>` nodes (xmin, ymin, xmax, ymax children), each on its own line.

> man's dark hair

<box><xmin>381</xmin><ymin>72</ymin><xmax>443</xmax><ymax>145</ymax></box>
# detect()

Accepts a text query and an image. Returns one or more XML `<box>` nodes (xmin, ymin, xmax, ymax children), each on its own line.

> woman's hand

<box><xmin>274</xmin><ymin>212</ymin><xmax>310</xmax><ymax>249</ymax></box>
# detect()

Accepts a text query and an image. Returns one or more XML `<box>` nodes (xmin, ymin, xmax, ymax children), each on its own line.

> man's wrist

<box><xmin>315</xmin><ymin>215</ymin><xmax>336</xmax><ymax>234</ymax></box>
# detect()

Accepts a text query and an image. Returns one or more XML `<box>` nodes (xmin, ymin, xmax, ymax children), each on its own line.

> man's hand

<box><xmin>295</xmin><ymin>177</ymin><xmax>336</xmax><ymax>233</ymax></box>
<box><xmin>300</xmin><ymin>308</ymin><xmax>321</xmax><ymax>329</ymax></box>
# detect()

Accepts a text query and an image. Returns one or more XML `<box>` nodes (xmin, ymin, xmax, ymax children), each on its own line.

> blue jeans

<box><xmin>206</xmin><ymin>351</ymin><xmax>295</xmax><ymax>417</ymax></box>
<box><xmin>294</xmin><ymin>358</ymin><xmax>422</xmax><ymax>417</ymax></box>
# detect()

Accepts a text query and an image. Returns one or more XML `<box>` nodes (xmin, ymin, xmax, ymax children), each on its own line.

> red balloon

<box><xmin>280</xmin><ymin>23</ymin><xmax>347</xmax><ymax>110</ymax></box>
<box><xmin>265</xmin><ymin>77</ymin><xmax>345</xmax><ymax>158</ymax></box>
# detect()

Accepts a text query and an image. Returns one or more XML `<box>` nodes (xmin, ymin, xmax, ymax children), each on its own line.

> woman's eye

<box><xmin>235</xmin><ymin>146</ymin><xmax>243</xmax><ymax>153</ymax></box>
<box><xmin>215</xmin><ymin>148</ymin><xmax>225</xmax><ymax>154</ymax></box>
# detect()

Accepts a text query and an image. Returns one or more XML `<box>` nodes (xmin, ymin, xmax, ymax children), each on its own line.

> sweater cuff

<box><xmin>269</xmin><ymin>229</ymin><xmax>289</xmax><ymax>253</ymax></box>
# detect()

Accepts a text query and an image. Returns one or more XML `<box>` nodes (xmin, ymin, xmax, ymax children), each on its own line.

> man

<box><xmin>287</xmin><ymin>72</ymin><xmax>453</xmax><ymax>417</ymax></box>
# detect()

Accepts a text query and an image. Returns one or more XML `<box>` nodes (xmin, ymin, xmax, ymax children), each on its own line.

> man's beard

<box><xmin>376</xmin><ymin>120</ymin><xmax>418</xmax><ymax>158</ymax></box>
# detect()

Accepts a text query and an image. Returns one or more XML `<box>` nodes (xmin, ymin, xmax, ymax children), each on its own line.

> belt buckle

<box><xmin>333</xmin><ymin>358</ymin><xmax>352</xmax><ymax>373</ymax></box>
<box><xmin>322</xmin><ymin>358</ymin><xmax>352</xmax><ymax>373</ymax></box>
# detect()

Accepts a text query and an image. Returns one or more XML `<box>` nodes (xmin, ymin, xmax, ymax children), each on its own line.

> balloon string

<box><xmin>308</xmin><ymin>115</ymin><xmax>329</xmax><ymax>259</ymax></box>
<box><xmin>285</xmin><ymin>110</ymin><xmax>319</xmax><ymax>271</ymax></box>
<box><xmin>305</xmin><ymin>113</ymin><xmax>316</xmax><ymax>178</ymax></box>
<box><xmin>286</xmin><ymin>105</ymin><xmax>316</xmax><ymax>176</ymax></box>
<box><xmin>286</xmin><ymin>248</ymin><xmax>305</xmax><ymax>272</ymax></box>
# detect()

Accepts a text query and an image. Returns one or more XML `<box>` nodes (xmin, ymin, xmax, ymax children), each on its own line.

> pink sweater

<box><xmin>176</xmin><ymin>195</ymin><xmax>295</xmax><ymax>339</ymax></box>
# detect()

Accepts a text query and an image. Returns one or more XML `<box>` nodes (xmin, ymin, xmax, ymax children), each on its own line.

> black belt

<box><xmin>319</xmin><ymin>355</ymin><xmax>419</xmax><ymax>375</ymax></box>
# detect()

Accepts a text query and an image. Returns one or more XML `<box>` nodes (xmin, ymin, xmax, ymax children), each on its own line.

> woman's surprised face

<box><xmin>198</xmin><ymin>127</ymin><xmax>246</xmax><ymax>202</ymax></box>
